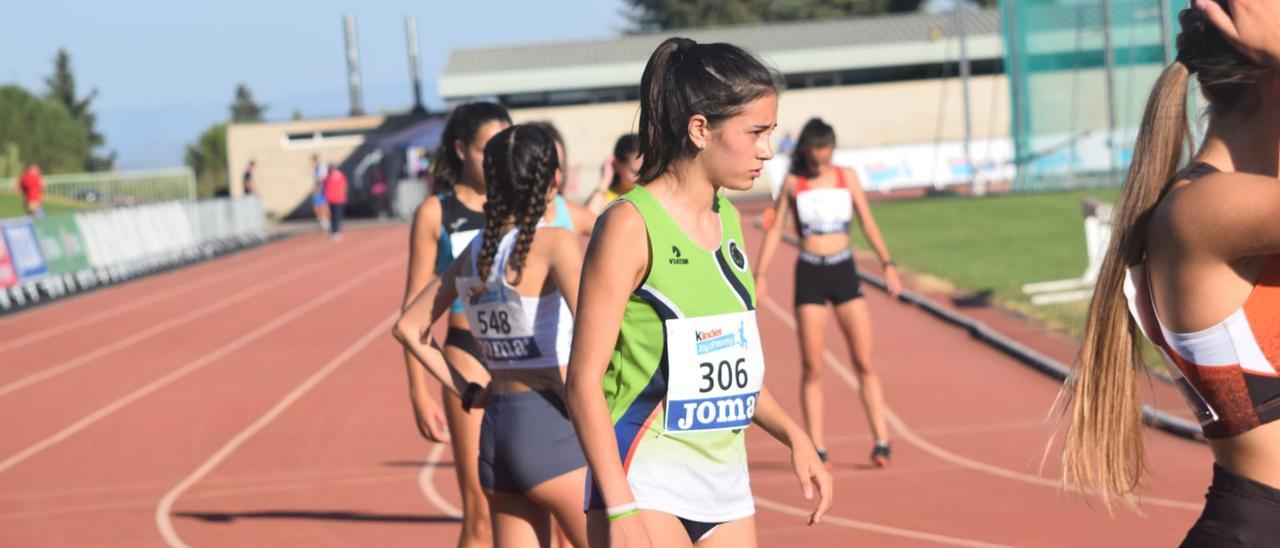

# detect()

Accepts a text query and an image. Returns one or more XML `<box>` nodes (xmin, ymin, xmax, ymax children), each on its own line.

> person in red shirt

<box><xmin>323</xmin><ymin>163</ymin><xmax>348</xmax><ymax>240</ymax></box>
<box><xmin>18</xmin><ymin>164</ymin><xmax>44</xmax><ymax>218</ymax></box>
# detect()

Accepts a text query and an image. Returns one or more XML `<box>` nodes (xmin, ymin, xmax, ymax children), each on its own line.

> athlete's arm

<box><xmin>395</xmin><ymin>224</ymin><xmax>476</xmax><ymax>400</ymax></box>
<box><xmin>752</xmin><ymin>386</ymin><xmax>834</xmax><ymax>525</ymax></box>
<box><xmin>847</xmin><ymin>169</ymin><xmax>901</xmax><ymax>297</ymax></box>
<box><xmin>401</xmin><ymin>199</ymin><xmax>448</xmax><ymax>442</ymax></box>
<box><xmin>565</xmin><ymin>203</ymin><xmax>649</xmax><ymax>514</ymax></box>
<box><xmin>753</xmin><ymin>176</ymin><xmax>793</xmax><ymax>297</ymax></box>
<box><xmin>565</xmin><ymin>198</ymin><xmax>597</xmax><ymax>238</ymax></box>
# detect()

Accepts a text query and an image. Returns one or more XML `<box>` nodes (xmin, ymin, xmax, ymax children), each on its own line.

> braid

<box><xmin>470</xmin><ymin>132</ymin><xmax>514</xmax><ymax>303</ymax></box>
<box><xmin>471</xmin><ymin>123</ymin><xmax>560</xmax><ymax>295</ymax></box>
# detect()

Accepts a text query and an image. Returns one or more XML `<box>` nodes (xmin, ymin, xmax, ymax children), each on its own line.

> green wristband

<box><xmin>607</xmin><ymin>508</ymin><xmax>640</xmax><ymax>522</ymax></box>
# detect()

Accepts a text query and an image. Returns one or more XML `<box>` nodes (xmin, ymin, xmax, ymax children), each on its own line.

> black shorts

<box><xmin>794</xmin><ymin>249</ymin><xmax>864</xmax><ymax>307</ymax></box>
<box><xmin>1181</xmin><ymin>464</ymin><xmax>1280</xmax><ymax>547</ymax></box>
<box><xmin>445</xmin><ymin>326</ymin><xmax>486</xmax><ymax>367</ymax></box>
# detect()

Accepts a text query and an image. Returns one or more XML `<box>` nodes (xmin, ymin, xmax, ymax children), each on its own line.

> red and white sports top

<box><xmin>791</xmin><ymin>169</ymin><xmax>852</xmax><ymax>238</ymax></box>
<box><xmin>1124</xmin><ymin>163</ymin><xmax>1280</xmax><ymax>439</ymax></box>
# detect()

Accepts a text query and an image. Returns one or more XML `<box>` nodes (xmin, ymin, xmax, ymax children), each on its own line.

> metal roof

<box><xmin>439</xmin><ymin>9</ymin><xmax>1005</xmax><ymax>99</ymax></box>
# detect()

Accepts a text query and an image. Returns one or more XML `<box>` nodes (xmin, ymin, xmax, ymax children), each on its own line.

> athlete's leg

<box><xmin>795</xmin><ymin>303</ymin><xmax>831</xmax><ymax>450</ymax></box>
<box><xmin>524</xmin><ymin>467</ymin><xmax>589</xmax><ymax>548</ymax></box>
<box><xmin>832</xmin><ymin>297</ymin><xmax>889</xmax><ymax>444</ymax></box>
<box><xmin>695</xmin><ymin>515</ymin><xmax>755</xmax><ymax>548</ymax></box>
<box><xmin>443</xmin><ymin>344</ymin><xmax>491</xmax><ymax>548</ymax></box>
<box><xmin>488</xmin><ymin>491</ymin><xmax>550</xmax><ymax>548</ymax></box>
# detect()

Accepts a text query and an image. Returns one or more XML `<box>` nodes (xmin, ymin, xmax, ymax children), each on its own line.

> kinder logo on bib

<box><xmin>694</xmin><ymin>320</ymin><xmax>748</xmax><ymax>355</ymax></box>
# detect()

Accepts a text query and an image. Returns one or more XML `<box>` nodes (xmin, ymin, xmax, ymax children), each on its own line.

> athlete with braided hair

<box><xmin>395</xmin><ymin>124</ymin><xmax>588</xmax><ymax>547</ymax></box>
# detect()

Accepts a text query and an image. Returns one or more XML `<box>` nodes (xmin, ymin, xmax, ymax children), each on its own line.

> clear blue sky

<box><xmin>1</xmin><ymin>0</ymin><xmax>630</xmax><ymax>169</ymax></box>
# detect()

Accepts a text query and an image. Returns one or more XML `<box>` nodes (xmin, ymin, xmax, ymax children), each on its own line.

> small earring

<box><xmin>697</xmin><ymin>143</ymin><xmax>706</xmax><ymax>150</ymax></box>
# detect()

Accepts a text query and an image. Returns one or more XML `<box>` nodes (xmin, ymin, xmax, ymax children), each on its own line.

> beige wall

<box><xmin>509</xmin><ymin>74</ymin><xmax>1011</xmax><ymax>199</ymax></box>
<box><xmin>227</xmin><ymin>115</ymin><xmax>386</xmax><ymax>219</ymax></box>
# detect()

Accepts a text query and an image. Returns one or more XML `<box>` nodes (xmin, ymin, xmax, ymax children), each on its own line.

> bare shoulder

<box><xmin>413</xmin><ymin>195</ymin><xmax>443</xmax><ymax>228</ymax></box>
<box><xmin>594</xmin><ymin>199</ymin><xmax>646</xmax><ymax>240</ymax></box>
<box><xmin>1161</xmin><ymin>171</ymin><xmax>1280</xmax><ymax>250</ymax></box>
<box><xmin>842</xmin><ymin>167</ymin><xmax>864</xmax><ymax>189</ymax></box>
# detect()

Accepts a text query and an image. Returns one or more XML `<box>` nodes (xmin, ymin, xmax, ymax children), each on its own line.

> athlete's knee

<box><xmin>801</xmin><ymin>358</ymin><xmax>824</xmax><ymax>381</ymax></box>
<box><xmin>852</xmin><ymin>360</ymin><xmax>878</xmax><ymax>379</ymax></box>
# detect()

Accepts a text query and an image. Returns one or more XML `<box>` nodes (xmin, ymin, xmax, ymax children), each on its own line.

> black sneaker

<box><xmin>816</xmin><ymin>447</ymin><xmax>832</xmax><ymax>470</ymax></box>
<box><xmin>871</xmin><ymin>442</ymin><xmax>891</xmax><ymax>467</ymax></box>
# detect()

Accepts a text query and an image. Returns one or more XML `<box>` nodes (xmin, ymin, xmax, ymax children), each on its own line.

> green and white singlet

<box><xmin>585</xmin><ymin>186</ymin><xmax>765</xmax><ymax>523</ymax></box>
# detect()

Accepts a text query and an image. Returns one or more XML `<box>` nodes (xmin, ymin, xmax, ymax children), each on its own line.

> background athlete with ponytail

<box><xmin>403</xmin><ymin>102</ymin><xmax>511</xmax><ymax>547</ymax></box>
<box><xmin>396</xmin><ymin>124</ymin><xmax>589</xmax><ymax>547</ymax></box>
<box><xmin>753</xmin><ymin>117</ymin><xmax>900</xmax><ymax>468</ymax></box>
<box><xmin>566</xmin><ymin>37</ymin><xmax>832</xmax><ymax>547</ymax></box>
<box><xmin>1059</xmin><ymin>1</ymin><xmax>1280</xmax><ymax>544</ymax></box>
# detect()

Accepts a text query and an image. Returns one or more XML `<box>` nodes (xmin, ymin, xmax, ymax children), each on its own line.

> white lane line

<box><xmin>0</xmin><ymin>238</ymin><xmax>322</xmax><ymax>354</ymax></box>
<box><xmin>0</xmin><ymin>255</ymin><xmax>403</xmax><ymax>475</ymax></box>
<box><xmin>417</xmin><ymin>444</ymin><xmax>463</xmax><ymax>519</ymax></box>
<box><xmin>755</xmin><ymin>497</ymin><xmax>1017</xmax><ymax>548</ymax></box>
<box><xmin>155</xmin><ymin>312</ymin><xmax>397</xmax><ymax>548</ymax></box>
<box><xmin>759</xmin><ymin>295</ymin><xmax>1200</xmax><ymax>512</ymax></box>
<box><xmin>0</xmin><ymin>235</ymin><xmax>393</xmax><ymax>398</ymax></box>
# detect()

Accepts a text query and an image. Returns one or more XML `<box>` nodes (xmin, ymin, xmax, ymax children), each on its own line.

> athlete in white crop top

<box><xmin>394</xmin><ymin>124</ymin><xmax>590</xmax><ymax>547</ymax></box>
<box><xmin>754</xmin><ymin>117</ymin><xmax>902</xmax><ymax>469</ymax></box>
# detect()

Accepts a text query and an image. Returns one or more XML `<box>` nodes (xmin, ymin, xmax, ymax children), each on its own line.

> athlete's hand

<box><xmin>609</xmin><ymin>515</ymin><xmax>653</xmax><ymax>548</ymax></box>
<box><xmin>792</xmin><ymin>441</ymin><xmax>834</xmax><ymax>525</ymax></box>
<box><xmin>598</xmin><ymin>157</ymin><xmax>616</xmax><ymax>191</ymax></box>
<box><xmin>884</xmin><ymin>265</ymin><xmax>902</xmax><ymax>299</ymax></box>
<box><xmin>411</xmin><ymin>392</ymin><xmax>450</xmax><ymax>443</ymax></box>
<box><xmin>1198</xmin><ymin>0</ymin><xmax>1280</xmax><ymax>67</ymax></box>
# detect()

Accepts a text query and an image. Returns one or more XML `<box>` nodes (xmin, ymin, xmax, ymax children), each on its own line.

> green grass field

<box><xmin>0</xmin><ymin>191</ymin><xmax>85</xmax><ymax>220</ymax></box>
<box><xmin>852</xmin><ymin>187</ymin><xmax>1122</xmax><ymax>335</ymax></box>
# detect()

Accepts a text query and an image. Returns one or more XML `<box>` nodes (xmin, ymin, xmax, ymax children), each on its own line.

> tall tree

<box><xmin>184</xmin><ymin>124</ymin><xmax>228</xmax><ymax>198</ymax></box>
<box><xmin>230</xmin><ymin>84</ymin><xmax>267</xmax><ymax>123</ymax></box>
<box><xmin>0</xmin><ymin>85</ymin><xmax>90</xmax><ymax>174</ymax></box>
<box><xmin>43</xmin><ymin>48</ymin><xmax>114</xmax><ymax>171</ymax></box>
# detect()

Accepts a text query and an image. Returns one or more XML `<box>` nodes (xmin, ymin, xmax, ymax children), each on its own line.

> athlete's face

<box><xmin>613</xmin><ymin>153</ymin><xmax>642</xmax><ymax>187</ymax></box>
<box><xmin>457</xmin><ymin>120</ymin><xmax>509</xmax><ymax>188</ymax></box>
<box><xmin>807</xmin><ymin>145</ymin><xmax>834</xmax><ymax>169</ymax></box>
<box><xmin>699</xmin><ymin>93</ymin><xmax>777</xmax><ymax>192</ymax></box>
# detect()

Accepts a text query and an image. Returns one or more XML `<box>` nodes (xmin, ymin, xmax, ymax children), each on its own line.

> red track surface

<box><xmin>0</xmin><ymin>218</ymin><xmax>1212</xmax><ymax>547</ymax></box>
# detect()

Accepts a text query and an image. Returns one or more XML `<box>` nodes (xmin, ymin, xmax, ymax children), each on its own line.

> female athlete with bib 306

<box><xmin>396</xmin><ymin>124</ymin><xmax>589</xmax><ymax>547</ymax></box>
<box><xmin>566</xmin><ymin>37</ymin><xmax>832</xmax><ymax>548</ymax></box>
<box><xmin>753</xmin><ymin>118</ymin><xmax>900</xmax><ymax>468</ymax></box>
<box><xmin>1059</xmin><ymin>1</ymin><xmax>1280</xmax><ymax>544</ymax></box>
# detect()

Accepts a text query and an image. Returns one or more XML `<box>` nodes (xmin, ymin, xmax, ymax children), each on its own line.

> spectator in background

<box><xmin>242</xmin><ymin>160</ymin><xmax>257</xmax><ymax>195</ymax></box>
<box><xmin>324</xmin><ymin>163</ymin><xmax>348</xmax><ymax>241</ymax></box>
<box><xmin>584</xmin><ymin>133</ymin><xmax>641</xmax><ymax>214</ymax></box>
<box><xmin>311</xmin><ymin>155</ymin><xmax>330</xmax><ymax>232</ymax></box>
<box><xmin>18</xmin><ymin>163</ymin><xmax>44</xmax><ymax>218</ymax></box>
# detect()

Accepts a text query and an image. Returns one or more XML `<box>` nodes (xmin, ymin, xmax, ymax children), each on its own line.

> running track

<box><xmin>0</xmin><ymin>214</ymin><xmax>1212</xmax><ymax>547</ymax></box>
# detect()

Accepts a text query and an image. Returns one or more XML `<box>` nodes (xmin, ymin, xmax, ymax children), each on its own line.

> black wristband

<box><xmin>883</xmin><ymin>259</ymin><xmax>897</xmax><ymax>268</ymax></box>
<box><xmin>460</xmin><ymin>382</ymin><xmax>483</xmax><ymax>411</ymax></box>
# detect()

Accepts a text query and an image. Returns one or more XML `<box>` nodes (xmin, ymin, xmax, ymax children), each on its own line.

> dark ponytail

<box><xmin>637</xmin><ymin>37</ymin><xmax>780</xmax><ymax>183</ymax></box>
<box><xmin>430</xmin><ymin>102</ymin><xmax>512</xmax><ymax>192</ymax></box>
<box><xmin>789</xmin><ymin>118</ymin><xmax>836</xmax><ymax>178</ymax></box>
<box><xmin>470</xmin><ymin>124</ymin><xmax>559</xmax><ymax>302</ymax></box>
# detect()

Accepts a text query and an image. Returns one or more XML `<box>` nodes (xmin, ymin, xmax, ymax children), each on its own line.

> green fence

<box><xmin>1001</xmin><ymin>0</ymin><xmax>1176</xmax><ymax>192</ymax></box>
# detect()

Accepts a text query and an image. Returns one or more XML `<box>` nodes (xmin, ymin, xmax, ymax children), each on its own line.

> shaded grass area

<box><xmin>851</xmin><ymin>187</ymin><xmax>1122</xmax><ymax>335</ymax></box>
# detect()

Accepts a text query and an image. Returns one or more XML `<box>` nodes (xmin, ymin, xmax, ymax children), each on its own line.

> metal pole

<box><xmin>1005</xmin><ymin>0</ymin><xmax>1027</xmax><ymax>189</ymax></box>
<box><xmin>343</xmin><ymin>14</ymin><xmax>364</xmax><ymax>116</ymax></box>
<box><xmin>1158</xmin><ymin>0</ymin><xmax>1173</xmax><ymax>65</ymax></box>
<box><xmin>955</xmin><ymin>1</ymin><xmax>978</xmax><ymax>195</ymax></box>
<box><xmin>406</xmin><ymin>16</ymin><xmax>426</xmax><ymax>114</ymax></box>
<box><xmin>1101</xmin><ymin>0</ymin><xmax>1118</xmax><ymax>177</ymax></box>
